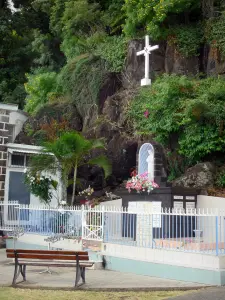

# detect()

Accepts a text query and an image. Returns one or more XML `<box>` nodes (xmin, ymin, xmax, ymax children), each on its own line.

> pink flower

<box><xmin>152</xmin><ymin>181</ymin><xmax>159</xmax><ymax>188</ymax></box>
<box><xmin>126</xmin><ymin>172</ymin><xmax>159</xmax><ymax>193</ymax></box>
<box><xmin>144</xmin><ymin>109</ymin><xmax>149</xmax><ymax>118</ymax></box>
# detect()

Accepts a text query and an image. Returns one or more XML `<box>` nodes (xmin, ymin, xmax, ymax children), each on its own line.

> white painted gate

<box><xmin>82</xmin><ymin>208</ymin><xmax>104</xmax><ymax>241</ymax></box>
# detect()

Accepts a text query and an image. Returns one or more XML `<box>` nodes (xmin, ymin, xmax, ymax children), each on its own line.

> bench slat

<box><xmin>16</xmin><ymin>262</ymin><xmax>93</xmax><ymax>267</ymax></box>
<box><xmin>7</xmin><ymin>253</ymin><xmax>89</xmax><ymax>261</ymax></box>
<box><xmin>6</xmin><ymin>249</ymin><xmax>88</xmax><ymax>256</ymax></box>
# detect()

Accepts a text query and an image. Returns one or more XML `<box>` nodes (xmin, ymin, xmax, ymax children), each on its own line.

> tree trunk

<box><xmin>71</xmin><ymin>159</ymin><xmax>78</xmax><ymax>206</ymax></box>
<box><xmin>58</xmin><ymin>164</ymin><xmax>67</xmax><ymax>205</ymax></box>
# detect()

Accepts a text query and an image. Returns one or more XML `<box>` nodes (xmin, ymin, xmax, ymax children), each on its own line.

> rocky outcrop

<box><xmin>122</xmin><ymin>39</ymin><xmax>165</xmax><ymax>88</ymax></box>
<box><xmin>86</xmin><ymin>89</ymin><xmax>139</xmax><ymax>183</ymax></box>
<box><xmin>207</xmin><ymin>45</ymin><xmax>225</xmax><ymax>76</ymax></box>
<box><xmin>15</xmin><ymin>102</ymin><xmax>83</xmax><ymax>145</ymax></box>
<box><xmin>173</xmin><ymin>162</ymin><xmax>215</xmax><ymax>189</ymax></box>
<box><xmin>165</xmin><ymin>44</ymin><xmax>199</xmax><ymax>75</ymax></box>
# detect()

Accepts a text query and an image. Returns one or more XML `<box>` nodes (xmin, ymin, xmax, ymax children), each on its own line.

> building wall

<box><xmin>197</xmin><ymin>195</ymin><xmax>225</xmax><ymax>243</ymax></box>
<box><xmin>0</xmin><ymin>104</ymin><xmax>27</xmax><ymax>201</ymax></box>
<box><xmin>197</xmin><ymin>195</ymin><xmax>225</xmax><ymax>211</ymax></box>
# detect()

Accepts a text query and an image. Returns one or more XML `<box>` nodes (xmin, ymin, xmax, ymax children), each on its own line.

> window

<box><xmin>11</xmin><ymin>153</ymin><xmax>31</xmax><ymax>167</ymax></box>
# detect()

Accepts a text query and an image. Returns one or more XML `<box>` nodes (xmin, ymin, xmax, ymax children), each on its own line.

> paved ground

<box><xmin>170</xmin><ymin>287</ymin><xmax>225</xmax><ymax>300</ymax></box>
<box><xmin>0</xmin><ymin>249</ymin><xmax>207</xmax><ymax>290</ymax></box>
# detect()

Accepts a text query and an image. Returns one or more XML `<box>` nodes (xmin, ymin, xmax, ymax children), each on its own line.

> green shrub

<box><xmin>205</xmin><ymin>16</ymin><xmax>225</xmax><ymax>56</ymax></box>
<box><xmin>169</xmin><ymin>25</ymin><xmax>203</xmax><ymax>57</ymax></box>
<box><xmin>24</xmin><ymin>71</ymin><xmax>62</xmax><ymax>115</ymax></box>
<box><xmin>123</xmin><ymin>0</ymin><xmax>200</xmax><ymax>39</ymax></box>
<box><xmin>215</xmin><ymin>170</ymin><xmax>225</xmax><ymax>188</ymax></box>
<box><xmin>58</xmin><ymin>55</ymin><xmax>107</xmax><ymax>121</ymax></box>
<box><xmin>128</xmin><ymin>75</ymin><xmax>225</xmax><ymax>163</ymax></box>
<box><xmin>95</xmin><ymin>36</ymin><xmax>127</xmax><ymax>72</ymax></box>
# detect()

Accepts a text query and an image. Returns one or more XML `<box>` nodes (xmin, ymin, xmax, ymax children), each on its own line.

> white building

<box><xmin>0</xmin><ymin>103</ymin><xmax>61</xmax><ymax>207</ymax></box>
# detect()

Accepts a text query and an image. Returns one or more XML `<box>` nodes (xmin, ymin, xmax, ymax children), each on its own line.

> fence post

<box><xmin>101</xmin><ymin>206</ymin><xmax>105</xmax><ymax>241</ymax></box>
<box><xmin>81</xmin><ymin>205</ymin><xmax>84</xmax><ymax>240</ymax></box>
<box><xmin>216</xmin><ymin>216</ymin><xmax>219</xmax><ymax>256</ymax></box>
<box><xmin>151</xmin><ymin>212</ymin><xmax>154</xmax><ymax>249</ymax></box>
<box><xmin>18</xmin><ymin>203</ymin><xmax>20</xmax><ymax>229</ymax></box>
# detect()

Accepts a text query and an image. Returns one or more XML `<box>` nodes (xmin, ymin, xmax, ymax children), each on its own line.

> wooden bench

<box><xmin>6</xmin><ymin>249</ymin><xmax>94</xmax><ymax>287</ymax></box>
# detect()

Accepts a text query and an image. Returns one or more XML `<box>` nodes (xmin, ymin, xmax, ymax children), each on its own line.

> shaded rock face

<box><xmin>98</xmin><ymin>73</ymin><xmax>122</xmax><ymax>113</ymax></box>
<box><xmin>207</xmin><ymin>46</ymin><xmax>225</xmax><ymax>76</ymax></box>
<box><xmin>165</xmin><ymin>44</ymin><xmax>199</xmax><ymax>75</ymax></box>
<box><xmin>173</xmin><ymin>162</ymin><xmax>215</xmax><ymax>189</ymax></box>
<box><xmin>122</xmin><ymin>39</ymin><xmax>165</xmax><ymax>88</ymax></box>
<box><xmin>123</xmin><ymin>39</ymin><xmax>200</xmax><ymax>89</ymax></box>
<box><xmin>15</xmin><ymin>102</ymin><xmax>82</xmax><ymax>145</ymax></box>
<box><xmin>86</xmin><ymin>89</ymin><xmax>139</xmax><ymax>185</ymax></box>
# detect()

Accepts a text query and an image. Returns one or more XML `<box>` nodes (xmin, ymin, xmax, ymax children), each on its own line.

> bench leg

<box><xmin>80</xmin><ymin>267</ymin><xmax>85</xmax><ymax>284</ymax></box>
<box><xmin>12</xmin><ymin>264</ymin><xmax>20</xmax><ymax>285</ymax></box>
<box><xmin>20</xmin><ymin>265</ymin><xmax>26</xmax><ymax>281</ymax></box>
<box><xmin>75</xmin><ymin>266</ymin><xmax>81</xmax><ymax>287</ymax></box>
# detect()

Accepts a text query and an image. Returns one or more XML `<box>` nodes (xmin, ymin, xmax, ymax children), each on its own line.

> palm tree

<box><xmin>28</xmin><ymin>131</ymin><xmax>111</xmax><ymax>205</ymax></box>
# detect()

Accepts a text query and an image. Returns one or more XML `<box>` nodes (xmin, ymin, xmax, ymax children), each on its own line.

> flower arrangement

<box><xmin>24</xmin><ymin>169</ymin><xmax>58</xmax><ymax>204</ymax></box>
<box><xmin>79</xmin><ymin>186</ymin><xmax>95</xmax><ymax>206</ymax></box>
<box><xmin>126</xmin><ymin>172</ymin><xmax>159</xmax><ymax>194</ymax></box>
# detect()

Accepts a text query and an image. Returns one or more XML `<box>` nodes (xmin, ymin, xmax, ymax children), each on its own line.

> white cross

<box><xmin>136</xmin><ymin>35</ymin><xmax>159</xmax><ymax>86</ymax></box>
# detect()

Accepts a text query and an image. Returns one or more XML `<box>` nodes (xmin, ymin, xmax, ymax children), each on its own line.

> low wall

<box><xmin>7</xmin><ymin>233</ymin><xmax>82</xmax><ymax>251</ymax></box>
<box><xmin>102</xmin><ymin>243</ymin><xmax>225</xmax><ymax>285</ymax></box>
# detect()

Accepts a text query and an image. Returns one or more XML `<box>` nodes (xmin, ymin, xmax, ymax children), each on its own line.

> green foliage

<box><xmin>129</xmin><ymin>74</ymin><xmax>194</xmax><ymax>145</ymax></box>
<box><xmin>24</xmin><ymin>171</ymin><xmax>58</xmax><ymax>204</ymax></box>
<box><xmin>24</xmin><ymin>71</ymin><xmax>62</xmax><ymax>115</ymax></box>
<box><xmin>167</xmin><ymin>152</ymin><xmax>189</xmax><ymax>181</ymax></box>
<box><xmin>58</xmin><ymin>56</ymin><xmax>107</xmax><ymax>120</ymax></box>
<box><xmin>0</xmin><ymin>12</ymin><xmax>33</xmax><ymax>107</ymax></box>
<box><xmin>123</xmin><ymin>0</ymin><xmax>200</xmax><ymax>39</ymax></box>
<box><xmin>31</xmin><ymin>30</ymin><xmax>65</xmax><ymax>70</ymax></box>
<box><xmin>215</xmin><ymin>170</ymin><xmax>225</xmax><ymax>188</ymax></box>
<box><xmin>61</xmin><ymin>0</ymin><xmax>102</xmax><ymax>37</ymax></box>
<box><xmin>129</xmin><ymin>75</ymin><xmax>225</xmax><ymax>163</ymax></box>
<box><xmin>169</xmin><ymin>25</ymin><xmax>203</xmax><ymax>57</ymax></box>
<box><xmin>95</xmin><ymin>36</ymin><xmax>127</xmax><ymax>72</ymax></box>
<box><xmin>205</xmin><ymin>15</ymin><xmax>225</xmax><ymax>56</ymax></box>
<box><xmin>0</xmin><ymin>0</ymin><xmax>52</xmax><ymax>108</ymax></box>
<box><xmin>101</xmin><ymin>0</ymin><xmax>125</xmax><ymax>34</ymax></box>
<box><xmin>28</xmin><ymin>131</ymin><xmax>111</xmax><ymax>204</ymax></box>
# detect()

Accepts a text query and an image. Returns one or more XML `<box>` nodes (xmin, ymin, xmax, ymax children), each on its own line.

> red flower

<box><xmin>131</xmin><ymin>169</ymin><xmax>137</xmax><ymax>177</ymax></box>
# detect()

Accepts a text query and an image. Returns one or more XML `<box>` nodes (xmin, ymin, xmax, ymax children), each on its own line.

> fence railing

<box><xmin>1</xmin><ymin>202</ymin><xmax>225</xmax><ymax>255</ymax></box>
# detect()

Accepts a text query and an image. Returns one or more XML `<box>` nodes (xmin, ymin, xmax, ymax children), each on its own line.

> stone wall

<box><xmin>0</xmin><ymin>105</ymin><xmax>27</xmax><ymax>201</ymax></box>
<box><xmin>0</xmin><ymin>110</ymin><xmax>12</xmax><ymax>201</ymax></box>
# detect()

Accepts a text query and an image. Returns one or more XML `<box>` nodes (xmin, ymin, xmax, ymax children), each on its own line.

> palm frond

<box><xmin>29</xmin><ymin>154</ymin><xmax>58</xmax><ymax>174</ymax></box>
<box><xmin>90</xmin><ymin>138</ymin><xmax>106</xmax><ymax>150</ymax></box>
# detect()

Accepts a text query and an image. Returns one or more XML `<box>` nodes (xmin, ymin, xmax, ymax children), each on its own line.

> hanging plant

<box><xmin>24</xmin><ymin>169</ymin><xmax>58</xmax><ymax>204</ymax></box>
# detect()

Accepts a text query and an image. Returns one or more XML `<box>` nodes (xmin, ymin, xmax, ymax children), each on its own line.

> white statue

<box><xmin>136</xmin><ymin>35</ymin><xmax>159</xmax><ymax>86</ymax></box>
<box><xmin>146</xmin><ymin>150</ymin><xmax>154</xmax><ymax>181</ymax></box>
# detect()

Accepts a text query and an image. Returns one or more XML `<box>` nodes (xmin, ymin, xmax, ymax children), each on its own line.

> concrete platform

<box><xmin>0</xmin><ymin>250</ymin><xmax>208</xmax><ymax>290</ymax></box>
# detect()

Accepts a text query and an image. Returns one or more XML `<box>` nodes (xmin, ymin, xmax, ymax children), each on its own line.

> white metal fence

<box><xmin>0</xmin><ymin>202</ymin><xmax>20</xmax><ymax>231</ymax></box>
<box><xmin>1</xmin><ymin>202</ymin><xmax>225</xmax><ymax>255</ymax></box>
